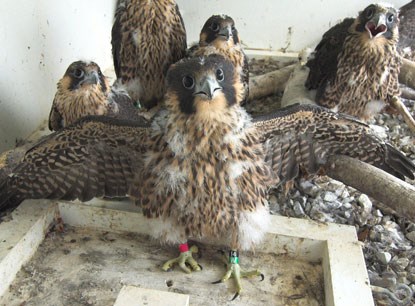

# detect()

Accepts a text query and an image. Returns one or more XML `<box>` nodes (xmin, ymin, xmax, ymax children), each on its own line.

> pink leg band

<box><xmin>179</xmin><ymin>243</ymin><xmax>189</xmax><ymax>253</ymax></box>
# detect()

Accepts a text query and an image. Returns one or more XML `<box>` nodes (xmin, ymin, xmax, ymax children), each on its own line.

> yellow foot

<box><xmin>162</xmin><ymin>245</ymin><xmax>201</xmax><ymax>274</ymax></box>
<box><xmin>212</xmin><ymin>250</ymin><xmax>264</xmax><ymax>301</ymax></box>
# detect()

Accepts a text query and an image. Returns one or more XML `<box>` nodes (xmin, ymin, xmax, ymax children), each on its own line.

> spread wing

<box><xmin>0</xmin><ymin>116</ymin><xmax>151</xmax><ymax>211</ymax></box>
<box><xmin>253</xmin><ymin>104</ymin><xmax>415</xmax><ymax>187</ymax></box>
<box><xmin>305</xmin><ymin>18</ymin><xmax>354</xmax><ymax>100</ymax></box>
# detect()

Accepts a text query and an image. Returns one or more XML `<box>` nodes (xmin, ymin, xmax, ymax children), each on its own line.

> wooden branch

<box><xmin>400</xmin><ymin>86</ymin><xmax>415</xmax><ymax>100</ymax></box>
<box><xmin>399</xmin><ymin>58</ymin><xmax>415</xmax><ymax>90</ymax></box>
<box><xmin>390</xmin><ymin>96</ymin><xmax>415</xmax><ymax>133</ymax></box>
<box><xmin>248</xmin><ymin>64</ymin><xmax>295</xmax><ymax>102</ymax></box>
<box><xmin>325</xmin><ymin>155</ymin><xmax>415</xmax><ymax>222</ymax></box>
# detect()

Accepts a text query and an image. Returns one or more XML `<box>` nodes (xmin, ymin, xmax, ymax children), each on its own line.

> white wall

<box><xmin>178</xmin><ymin>0</ymin><xmax>408</xmax><ymax>49</ymax></box>
<box><xmin>0</xmin><ymin>0</ymin><xmax>409</xmax><ymax>152</ymax></box>
<box><xmin>0</xmin><ymin>0</ymin><xmax>115</xmax><ymax>152</ymax></box>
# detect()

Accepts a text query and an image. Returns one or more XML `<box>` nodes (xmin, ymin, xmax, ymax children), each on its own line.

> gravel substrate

<box><xmin>248</xmin><ymin>58</ymin><xmax>415</xmax><ymax>306</ymax></box>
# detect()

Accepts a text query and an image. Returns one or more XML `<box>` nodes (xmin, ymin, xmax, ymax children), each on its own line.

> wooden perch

<box><xmin>325</xmin><ymin>155</ymin><xmax>415</xmax><ymax>222</ymax></box>
<box><xmin>400</xmin><ymin>86</ymin><xmax>415</xmax><ymax>100</ymax></box>
<box><xmin>390</xmin><ymin>96</ymin><xmax>415</xmax><ymax>133</ymax></box>
<box><xmin>400</xmin><ymin>58</ymin><xmax>415</xmax><ymax>89</ymax></box>
<box><xmin>248</xmin><ymin>64</ymin><xmax>295</xmax><ymax>102</ymax></box>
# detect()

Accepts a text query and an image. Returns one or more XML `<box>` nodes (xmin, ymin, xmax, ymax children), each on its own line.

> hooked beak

<box><xmin>194</xmin><ymin>76</ymin><xmax>222</xmax><ymax>100</ymax></box>
<box><xmin>365</xmin><ymin>13</ymin><xmax>387</xmax><ymax>38</ymax></box>
<box><xmin>80</xmin><ymin>71</ymin><xmax>100</xmax><ymax>86</ymax></box>
<box><xmin>218</xmin><ymin>26</ymin><xmax>232</xmax><ymax>40</ymax></box>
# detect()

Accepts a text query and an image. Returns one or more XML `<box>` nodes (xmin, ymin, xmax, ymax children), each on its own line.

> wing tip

<box><xmin>385</xmin><ymin>143</ymin><xmax>415</xmax><ymax>180</ymax></box>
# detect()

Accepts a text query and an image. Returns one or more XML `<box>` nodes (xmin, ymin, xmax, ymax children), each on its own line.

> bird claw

<box><xmin>162</xmin><ymin>248</ymin><xmax>201</xmax><ymax>274</ymax></box>
<box><xmin>212</xmin><ymin>260</ymin><xmax>263</xmax><ymax>301</ymax></box>
<box><xmin>231</xmin><ymin>291</ymin><xmax>240</xmax><ymax>301</ymax></box>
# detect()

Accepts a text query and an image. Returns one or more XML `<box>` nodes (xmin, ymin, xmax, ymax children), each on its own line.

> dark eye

<box><xmin>216</xmin><ymin>69</ymin><xmax>224</xmax><ymax>81</ymax></box>
<box><xmin>182</xmin><ymin>75</ymin><xmax>194</xmax><ymax>89</ymax></box>
<box><xmin>387</xmin><ymin>14</ymin><xmax>394</xmax><ymax>23</ymax></box>
<box><xmin>210</xmin><ymin>22</ymin><xmax>220</xmax><ymax>32</ymax></box>
<box><xmin>231</xmin><ymin>25</ymin><xmax>236</xmax><ymax>32</ymax></box>
<box><xmin>73</xmin><ymin>69</ymin><xmax>84</xmax><ymax>78</ymax></box>
<box><xmin>366</xmin><ymin>8</ymin><xmax>374</xmax><ymax>19</ymax></box>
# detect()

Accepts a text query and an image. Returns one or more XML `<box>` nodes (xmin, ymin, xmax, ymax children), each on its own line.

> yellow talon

<box><xmin>162</xmin><ymin>245</ymin><xmax>201</xmax><ymax>273</ymax></box>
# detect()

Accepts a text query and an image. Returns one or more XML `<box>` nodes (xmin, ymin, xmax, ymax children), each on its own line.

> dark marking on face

<box><xmin>200</xmin><ymin>15</ymin><xmax>239</xmax><ymax>45</ymax></box>
<box><xmin>166</xmin><ymin>54</ymin><xmax>237</xmax><ymax>114</ymax></box>
<box><xmin>355</xmin><ymin>4</ymin><xmax>399</xmax><ymax>40</ymax></box>
<box><xmin>65</xmin><ymin>61</ymin><xmax>106</xmax><ymax>92</ymax></box>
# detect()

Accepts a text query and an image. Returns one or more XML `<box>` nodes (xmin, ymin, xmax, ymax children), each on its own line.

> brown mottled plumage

<box><xmin>188</xmin><ymin>14</ymin><xmax>249</xmax><ymax>104</ymax></box>
<box><xmin>1</xmin><ymin>55</ymin><xmax>414</xmax><ymax>299</ymax></box>
<box><xmin>49</xmin><ymin>61</ymin><xmax>148</xmax><ymax>131</ymax></box>
<box><xmin>306</xmin><ymin>3</ymin><xmax>401</xmax><ymax>121</ymax></box>
<box><xmin>112</xmin><ymin>0</ymin><xmax>187</xmax><ymax>108</ymax></box>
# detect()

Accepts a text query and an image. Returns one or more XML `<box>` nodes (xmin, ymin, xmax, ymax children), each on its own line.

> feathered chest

<box><xmin>337</xmin><ymin>35</ymin><xmax>401</xmax><ymax>95</ymax></box>
<box><xmin>56</xmin><ymin>88</ymin><xmax>108</xmax><ymax>125</ymax></box>
<box><xmin>137</xmin><ymin>107</ymin><xmax>270</xmax><ymax>215</ymax></box>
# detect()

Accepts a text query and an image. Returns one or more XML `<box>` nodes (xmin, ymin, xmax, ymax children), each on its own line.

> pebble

<box><xmin>391</xmin><ymin>257</ymin><xmax>410</xmax><ymax>272</ymax></box>
<box><xmin>406</xmin><ymin>231</ymin><xmax>415</xmax><ymax>243</ymax></box>
<box><xmin>299</xmin><ymin>180</ymin><xmax>319</xmax><ymax>197</ymax></box>
<box><xmin>376</xmin><ymin>252</ymin><xmax>392</xmax><ymax>265</ymax></box>
<box><xmin>370</xmin><ymin>273</ymin><xmax>396</xmax><ymax>289</ymax></box>
<box><xmin>357</xmin><ymin>194</ymin><xmax>372</xmax><ymax>213</ymax></box>
<box><xmin>326</xmin><ymin>200</ymin><xmax>343</xmax><ymax>210</ymax></box>
<box><xmin>370</xmin><ymin>124</ymin><xmax>388</xmax><ymax>139</ymax></box>
<box><xmin>322</xmin><ymin>191</ymin><xmax>338</xmax><ymax>202</ymax></box>
<box><xmin>373</xmin><ymin>209</ymin><xmax>383</xmax><ymax>218</ymax></box>
<box><xmin>293</xmin><ymin>201</ymin><xmax>305</xmax><ymax>217</ymax></box>
<box><xmin>408</xmin><ymin>268</ymin><xmax>415</xmax><ymax>283</ymax></box>
<box><xmin>343</xmin><ymin>202</ymin><xmax>352</xmax><ymax>209</ymax></box>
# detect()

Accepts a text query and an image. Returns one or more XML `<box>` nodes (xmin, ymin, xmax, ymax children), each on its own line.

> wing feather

<box><xmin>305</xmin><ymin>18</ymin><xmax>354</xmax><ymax>96</ymax></box>
<box><xmin>111</xmin><ymin>0</ymin><xmax>127</xmax><ymax>78</ymax></box>
<box><xmin>253</xmin><ymin>104</ymin><xmax>415</xmax><ymax>186</ymax></box>
<box><xmin>0</xmin><ymin>116</ymin><xmax>150</xmax><ymax>210</ymax></box>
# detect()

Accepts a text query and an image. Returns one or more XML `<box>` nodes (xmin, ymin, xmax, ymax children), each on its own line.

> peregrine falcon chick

<box><xmin>112</xmin><ymin>0</ymin><xmax>187</xmax><ymax>108</ymax></box>
<box><xmin>306</xmin><ymin>3</ymin><xmax>402</xmax><ymax>121</ymax></box>
<box><xmin>49</xmin><ymin>60</ymin><xmax>148</xmax><ymax>131</ymax></box>
<box><xmin>188</xmin><ymin>14</ymin><xmax>250</xmax><ymax>104</ymax></box>
<box><xmin>1</xmin><ymin>55</ymin><xmax>414</xmax><ymax>300</ymax></box>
